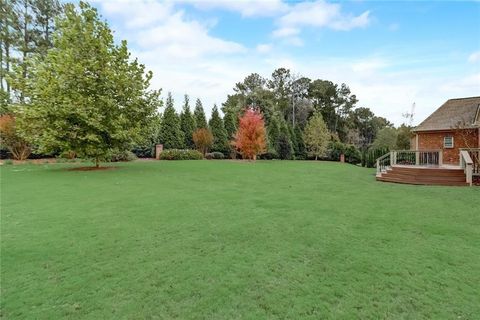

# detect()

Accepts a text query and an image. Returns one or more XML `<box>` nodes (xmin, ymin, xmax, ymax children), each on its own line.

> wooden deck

<box><xmin>376</xmin><ymin>165</ymin><xmax>469</xmax><ymax>186</ymax></box>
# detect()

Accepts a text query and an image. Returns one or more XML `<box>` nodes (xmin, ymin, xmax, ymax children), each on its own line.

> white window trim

<box><xmin>444</xmin><ymin>136</ymin><xmax>454</xmax><ymax>149</ymax></box>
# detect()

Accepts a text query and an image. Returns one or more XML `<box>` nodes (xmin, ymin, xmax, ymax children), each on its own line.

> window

<box><xmin>444</xmin><ymin>136</ymin><xmax>454</xmax><ymax>148</ymax></box>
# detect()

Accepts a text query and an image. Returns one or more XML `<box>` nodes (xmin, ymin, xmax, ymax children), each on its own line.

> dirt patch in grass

<box><xmin>67</xmin><ymin>166</ymin><xmax>117</xmax><ymax>171</ymax></box>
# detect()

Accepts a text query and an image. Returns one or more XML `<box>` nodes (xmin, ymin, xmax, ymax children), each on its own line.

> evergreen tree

<box><xmin>223</xmin><ymin>110</ymin><xmax>237</xmax><ymax>141</ymax></box>
<box><xmin>209</xmin><ymin>104</ymin><xmax>228</xmax><ymax>154</ymax></box>
<box><xmin>294</xmin><ymin>124</ymin><xmax>306</xmax><ymax>159</ymax></box>
<box><xmin>288</xmin><ymin>124</ymin><xmax>298</xmax><ymax>156</ymax></box>
<box><xmin>159</xmin><ymin>92</ymin><xmax>184</xmax><ymax>149</ymax></box>
<box><xmin>179</xmin><ymin>94</ymin><xmax>195</xmax><ymax>149</ymax></box>
<box><xmin>194</xmin><ymin>98</ymin><xmax>207</xmax><ymax>129</ymax></box>
<box><xmin>267</xmin><ymin>115</ymin><xmax>280</xmax><ymax>157</ymax></box>
<box><xmin>277</xmin><ymin>121</ymin><xmax>293</xmax><ymax>160</ymax></box>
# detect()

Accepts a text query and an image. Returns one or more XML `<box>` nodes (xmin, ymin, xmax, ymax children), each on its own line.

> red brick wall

<box><xmin>416</xmin><ymin>129</ymin><xmax>479</xmax><ymax>164</ymax></box>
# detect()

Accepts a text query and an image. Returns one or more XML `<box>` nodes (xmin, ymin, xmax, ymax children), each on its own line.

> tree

<box><xmin>194</xmin><ymin>98</ymin><xmax>208</xmax><ymax>129</ymax></box>
<box><xmin>179</xmin><ymin>94</ymin><xmax>195</xmax><ymax>149</ymax></box>
<box><xmin>268</xmin><ymin>68</ymin><xmax>291</xmax><ymax>116</ymax></box>
<box><xmin>209</xmin><ymin>104</ymin><xmax>228</xmax><ymax>154</ymax></box>
<box><xmin>160</xmin><ymin>92</ymin><xmax>184</xmax><ymax>149</ymax></box>
<box><xmin>33</xmin><ymin>0</ymin><xmax>63</xmax><ymax>58</ymax></box>
<box><xmin>232</xmin><ymin>108</ymin><xmax>266</xmax><ymax>160</ymax></box>
<box><xmin>192</xmin><ymin>128</ymin><xmax>213</xmax><ymax>157</ymax></box>
<box><xmin>277</xmin><ymin>121</ymin><xmax>293</xmax><ymax>160</ymax></box>
<box><xmin>18</xmin><ymin>2</ymin><xmax>159</xmax><ymax>167</ymax></box>
<box><xmin>293</xmin><ymin>124</ymin><xmax>306</xmax><ymax>159</ymax></box>
<box><xmin>308</xmin><ymin>79</ymin><xmax>338</xmax><ymax>131</ymax></box>
<box><xmin>371</xmin><ymin>127</ymin><xmax>398</xmax><ymax>149</ymax></box>
<box><xmin>304</xmin><ymin>112</ymin><xmax>330</xmax><ymax>160</ymax></box>
<box><xmin>267</xmin><ymin>115</ymin><xmax>280</xmax><ymax>157</ymax></box>
<box><xmin>223</xmin><ymin>109</ymin><xmax>237</xmax><ymax>140</ymax></box>
<box><xmin>396</xmin><ymin>125</ymin><xmax>411</xmax><ymax>150</ymax></box>
<box><xmin>0</xmin><ymin>113</ymin><xmax>30</xmax><ymax>160</ymax></box>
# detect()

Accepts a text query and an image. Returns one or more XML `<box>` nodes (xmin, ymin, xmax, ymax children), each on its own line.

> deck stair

<box><xmin>377</xmin><ymin>166</ymin><xmax>468</xmax><ymax>186</ymax></box>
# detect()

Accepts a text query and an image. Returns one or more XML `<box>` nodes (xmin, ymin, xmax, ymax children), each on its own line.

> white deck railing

<box><xmin>460</xmin><ymin>150</ymin><xmax>474</xmax><ymax>186</ymax></box>
<box><xmin>376</xmin><ymin>150</ymin><xmax>442</xmax><ymax>176</ymax></box>
<box><xmin>461</xmin><ymin>148</ymin><xmax>480</xmax><ymax>177</ymax></box>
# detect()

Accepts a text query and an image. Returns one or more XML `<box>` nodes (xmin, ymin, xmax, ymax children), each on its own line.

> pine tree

<box><xmin>267</xmin><ymin>116</ymin><xmax>280</xmax><ymax>158</ymax></box>
<box><xmin>209</xmin><ymin>104</ymin><xmax>228</xmax><ymax>154</ymax></box>
<box><xmin>179</xmin><ymin>94</ymin><xmax>195</xmax><ymax>149</ymax></box>
<box><xmin>294</xmin><ymin>124</ymin><xmax>306</xmax><ymax>159</ymax></box>
<box><xmin>288</xmin><ymin>124</ymin><xmax>298</xmax><ymax>156</ymax></box>
<box><xmin>223</xmin><ymin>110</ymin><xmax>237</xmax><ymax>141</ymax></box>
<box><xmin>277</xmin><ymin>121</ymin><xmax>293</xmax><ymax>160</ymax></box>
<box><xmin>160</xmin><ymin>92</ymin><xmax>184</xmax><ymax>149</ymax></box>
<box><xmin>194</xmin><ymin>98</ymin><xmax>207</xmax><ymax>129</ymax></box>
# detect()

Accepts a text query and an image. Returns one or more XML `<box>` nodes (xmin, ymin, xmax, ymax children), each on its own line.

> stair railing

<box><xmin>460</xmin><ymin>150</ymin><xmax>473</xmax><ymax>186</ymax></box>
<box><xmin>376</xmin><ymin>153</ymin><xmax>391</xmax><ymax>176</ymax></box>
<box><xmin>461</xmin><ymin>148</ymin><xmax>480</xmax><ymax>176</ymax></box>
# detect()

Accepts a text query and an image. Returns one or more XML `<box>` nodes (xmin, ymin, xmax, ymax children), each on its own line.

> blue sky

<box><xmin>91</xmin><ymin>0</ymin><xmax>480</xmax><ymax>125</ymax></box>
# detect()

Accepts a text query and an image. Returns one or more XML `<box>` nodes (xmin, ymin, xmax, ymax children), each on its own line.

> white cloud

<box><xmin>272</xmin><ymin>27</ymin><xmax>300</xmax><ymax>38</ymax></box>
<box><xmin>352</xmin><ymin>58</ymin><xmax>389</xmax><ymax>73</ymax></box>
<box><xmin>256</xmin><ymin>43</ymin><xmax>273</xmax><ymax>54</ymax></box>
<box><xmin>187</xmin><ymin>0</ymin><xmax>288</xmax><ymax>17</ymax></box>
<box><xmin>93</xmin><ymin>1</ymin><xmax>476</xmax><ymax>126</ymax></box>
<box><xmin>273</xmin><ymin>0</ymin><xmax>370</xmax><ymax>37</ymax></box>
<box><xmin>468</xmin><ymin>51</ymin><xmax>480</xmax><ymax>63</ymax></box>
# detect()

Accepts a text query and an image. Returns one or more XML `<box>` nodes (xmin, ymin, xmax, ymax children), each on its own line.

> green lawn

<box><xmin>1</xmin><ymin>160</ymin><xmax>479</xmax><ymax>319</ymax></box>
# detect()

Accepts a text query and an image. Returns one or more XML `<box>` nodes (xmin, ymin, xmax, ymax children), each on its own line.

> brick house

<box><xmin>412</xmin><ymin>96</ymin><xmax>480</xmax><ymax>165</ymax></box>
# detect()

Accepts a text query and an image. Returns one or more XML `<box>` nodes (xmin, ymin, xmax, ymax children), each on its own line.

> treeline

<box><xmin>1</xmin><ymin>0</ymin><xmax>64</xmax><ymax>106</ymax></box>
<box><xmin>0</xmin><ymin>1</ymin><xmax>411</xmax><ymax>166</ymax></box>
<box><xmin>151</xmin><ymin>69</ymin><xmax>411</xmax><ymax>163</ymax></box>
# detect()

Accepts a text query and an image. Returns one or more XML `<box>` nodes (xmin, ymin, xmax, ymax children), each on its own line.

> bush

<box><xmin>205</xmin><ymin>152</ymin><xmax>225</xmax><ymax>160</ymax></box>
<box><xmin>327</xmin><ymin>141</ymin><xmax>346</xmax><ymax>161</ymax></box>
<box><xmin>258</xmin><ymin>151</ymin><xmax>277</xmax><ymax>160</ymax></box>
<box><xmin>344</xmin><ymin>144</ymin><xmax>361</xmax><ymax>164</ymax></box>
<box><xmin>159</xmin><ymin>149</ymin><xmax>203</xmax><ymax>160</ymax></box>
<box><xmin>3</xmin><ymin>159</ymin><xmax>13</xmax><ymax>165</ymax></box>
<box><xmin>131</xmin><ymin>145</ymin><xmax>154</xmax><ymax>158</ymax></box>
<box><xmin>109</xmin><ymin>150</ymin><xmax>138</xmax><ymax>162</ymax></box>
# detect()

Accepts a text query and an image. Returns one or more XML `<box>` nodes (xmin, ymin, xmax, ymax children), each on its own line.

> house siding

<box><xmin>416</xmin><ymin>129</ymin><xmax>479</xmax><ymax>164</ymax></box>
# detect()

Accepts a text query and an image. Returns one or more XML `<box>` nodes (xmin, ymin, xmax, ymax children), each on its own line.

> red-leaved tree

<box><xmin>232</xmin><ymin>108</ymin><xmax>266</xmax><ymax>160</ymax></box>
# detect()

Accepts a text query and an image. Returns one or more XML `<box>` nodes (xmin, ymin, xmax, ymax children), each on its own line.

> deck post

<box><xmin>438</xmin><ymin>151</ymin><xmax>443</xmax><ymax>166</ymax></box>
<box><xmin>466</xmin><ymin>164</ymin><xmax>473</xmax><ymax>186</ymax></box>
<box><xmin>415</xmin><ymin>151</ymin><xmax>419</xmax><ymax>165</ymax></box>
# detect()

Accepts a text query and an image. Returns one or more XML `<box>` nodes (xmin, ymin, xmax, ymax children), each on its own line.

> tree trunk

<box><xmin>315</xmin><ymin>155</ymin><xmax>318</xmax><ymax>161</ymax></box>
<box><xmin>95</xmin><ymin>157</ymin><xmax>99</xmax><ymax>168</ymax></box>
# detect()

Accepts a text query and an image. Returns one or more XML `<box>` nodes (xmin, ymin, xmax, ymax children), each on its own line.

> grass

<box><xmin>1</xmin><ymin>160</ymin><xmax>479</xmax><ymax>319</ymax></box>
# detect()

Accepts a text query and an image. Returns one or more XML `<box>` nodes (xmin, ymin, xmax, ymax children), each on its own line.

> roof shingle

<box><xmin>413</xmin><ymin>96</ymin><xmax>480</xmax><ymax>132</ymax></box>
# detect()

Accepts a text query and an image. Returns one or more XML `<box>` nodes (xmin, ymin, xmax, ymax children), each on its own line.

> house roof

<box><xmin>413</xmin><ymin>96</ymin><xmax>480</xmax><ymax>132</ymax></box>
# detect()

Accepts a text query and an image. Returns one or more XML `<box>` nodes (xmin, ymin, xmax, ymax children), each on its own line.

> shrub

<box><xmin>110</xmin><ymin>150</ymin><xmax>137</xmax><ymax>162</ymax></box>
<box><xmin>131</xmin><ymin>145</ymin><xmax>154</xmax><ymax>158</ymax></box>
<box><xmin>0</xmin><ymin>114</ymin><xmax>31</xmax><ymax>160</ymax></box>
<box><xmin>4</xmin><ymin>159</ymin><xmax>13</xmax><ymax>165</ymax></box>
<box><xmin>327</xmin><ymin>141</ymin><xmax>346</xmax><ymax>161</ymax></box>
<box><xmin>60</xmin><ymin>150</ymin><xmax>76</xmax><ymax>159</ymax></box>
<box><xmin>159</xmin><ymin>149</ymin><xmax>203</xmax><ymax>160</ymax></box>
<box><xmin>344</xmin><ymin>144</ymin><xmax>362</xmax><ymax>164</ymax></box>
<box><xmin>205</xmin><ymin>152</ymin><xmax>224</xmax><ymax>160</ymax></box>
